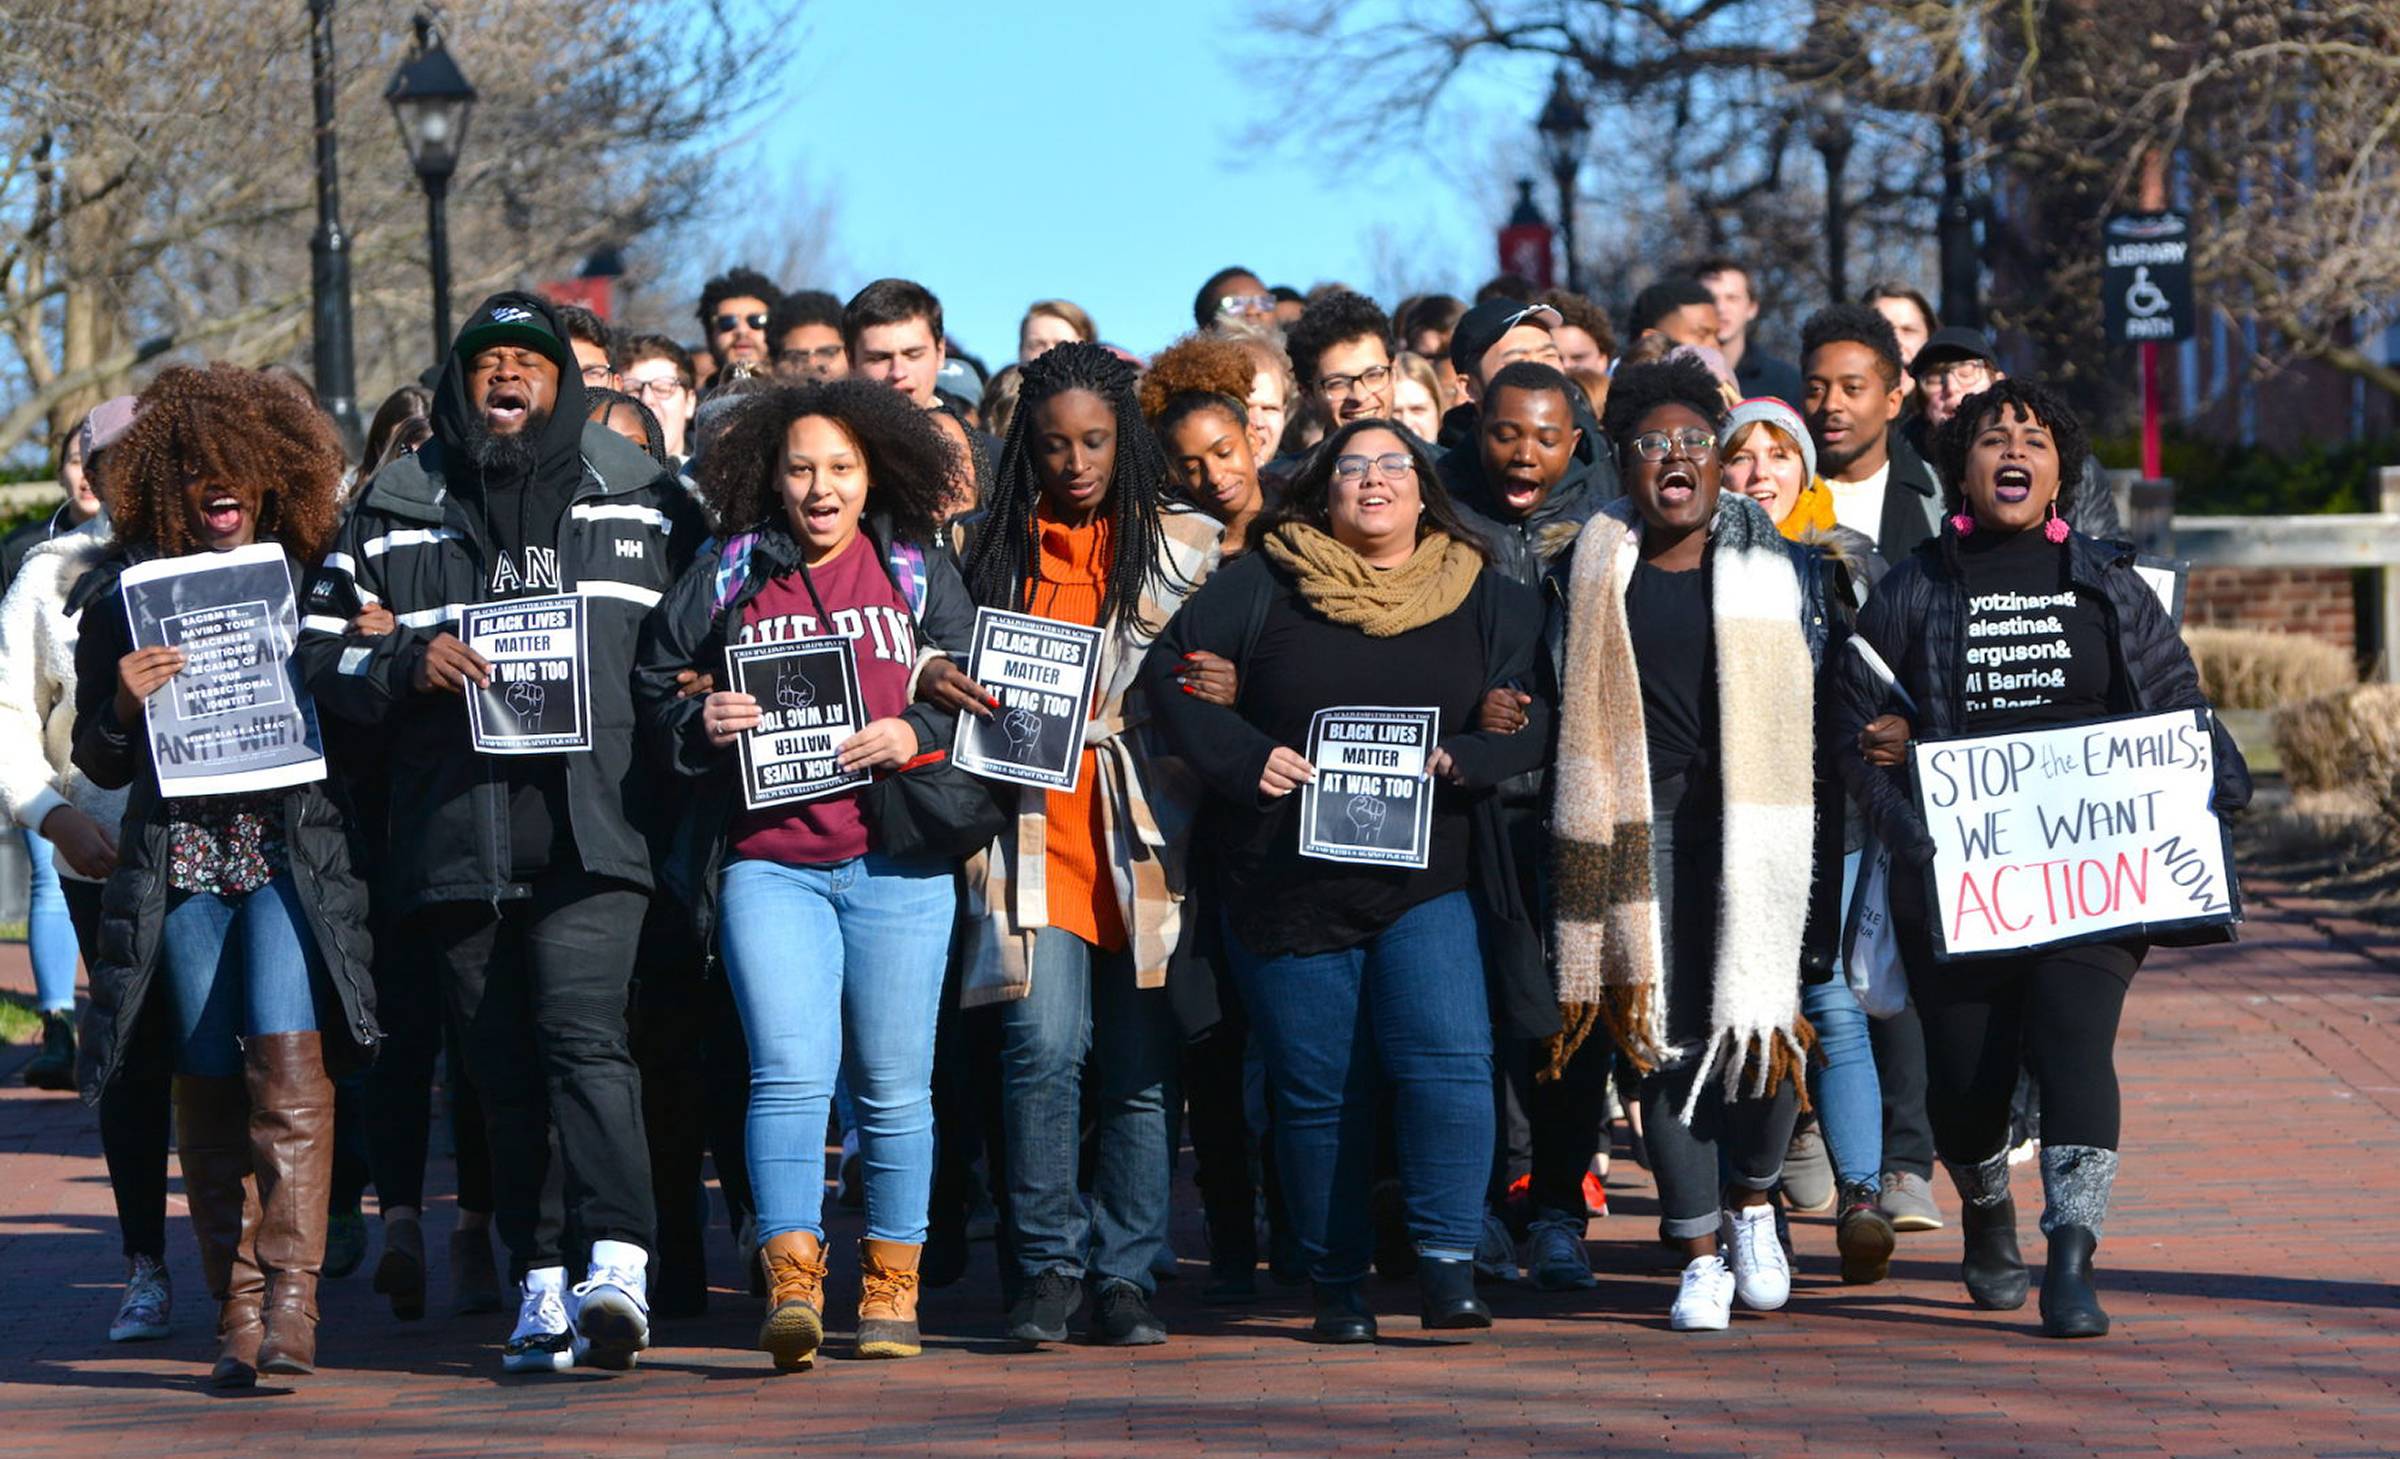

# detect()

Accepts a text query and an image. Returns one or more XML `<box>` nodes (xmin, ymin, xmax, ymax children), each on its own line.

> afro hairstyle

<box><xmin>1599</xmin><ymin>355</ymin><xmax>1728</xmax><ymax>461</ymax></box>
<box><xmin>1139</xmin><ymin>332</ymin><xmax>1256</xmax><ymax>424</ymax></box>
<box><xmin>1284</xmin><ymin>290</ymin><xmax>1392</xmax><ymax>390</ymax></box>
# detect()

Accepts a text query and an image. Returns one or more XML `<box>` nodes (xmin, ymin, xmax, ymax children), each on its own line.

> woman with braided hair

<box><xmin>921</xmin><ymin>340</ymin><xmax>1221</xmax><ymax>1347</ymax></box>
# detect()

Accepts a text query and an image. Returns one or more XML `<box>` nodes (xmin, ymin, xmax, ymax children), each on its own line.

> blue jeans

<box><xmin>20</xmin><ymin>829</ymin><xmax>78</xmax><ymax>1013</ymax></box>
<box><xmin>159</xmin><ymin>876</ymin><xmax>321</xmax><ymax>1078</ymax></box>
<box><xmin>1225</xmin><ymin>891</ymin><xmax>1494</xmax><ymax>1283</ymax></box>
<box><xmin>719</xmin><ymin>855</ymin><xmax>955</xmax><ymax>1245</ymax></box>
<box><xmin>1803</xmin><ymin>979</ymin><xmax>1883</xmax><ymax>1189</ymax></box>
<box><xmin>1000</xmin><ymin>927</ymin><xmax>1179</xmax><ymax>1293</ymax></box>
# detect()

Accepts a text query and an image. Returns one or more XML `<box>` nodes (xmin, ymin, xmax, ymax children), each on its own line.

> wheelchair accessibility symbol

<box><xmin>2125</xmin><ymin>266</ymin><xmax>2170</xmax><ymax>320</ymax></box>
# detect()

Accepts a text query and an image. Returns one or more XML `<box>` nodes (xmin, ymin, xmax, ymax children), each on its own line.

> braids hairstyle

<box><xmin>1267</xmin><ymin>418</ymin><xmax>1491</xmax><ymax>566</ymax></box>
<box><xmin>101</xmin><ymin>363</ymin><xmax>344</xmax><ymax>563</ymax></box>
<box><xmin>1932</xmin><ymin>377</ymin><xmax>2089</xmax><ymax>518</ymax></box>
<box><xmin>584</xmin><ymin>387</ymin><xmax>671</xmax><ymax>467</ymax></box>
<box><xmin>1284</xmin><ymin>290</ymin><xmax>1392</xmax><ymax>390</ymax></box>
<box><xmin>964</xmin><ymin>340</ymin><xmax>1185</xmax><ymax>629</ymax></box>
<box><xmin>693</xmin><ymin>378</ymin><xmax>953</xmax><ymax>546</ymax></box>
<box><xmin>1600</xmin><ymin>356</ymin><xmax>1729</xmax><ymax>463</ymax></box>
<box><xmin>1799</xmin><ymin>302</ymin><xmax>1905</xmax><ymax>389</ymax></box>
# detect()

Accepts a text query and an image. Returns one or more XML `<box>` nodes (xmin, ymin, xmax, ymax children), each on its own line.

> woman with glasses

<box><xmin>1148</xmin><ymin>418</ymin><xmax>1549</xmax><ymax>1344</ymax></box>
<box><xmin>1547</xmin><ymin>358</ymin><xmax>1846</xmax><ymax>1333</ymax></box>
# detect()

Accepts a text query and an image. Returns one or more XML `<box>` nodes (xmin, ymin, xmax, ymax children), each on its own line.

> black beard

<box><xmin>465</xmin><ymin>406</ymin><xmax>550</xmax><ymax>478</ymax></box>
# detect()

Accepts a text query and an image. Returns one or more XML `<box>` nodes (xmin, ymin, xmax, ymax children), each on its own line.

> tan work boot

<box><xmin>856</xmin><ymin>1240</ymin><xmax>923</xmax><ymax>1359</ymax></box>
<box><xmin>757</xmin><ymin>1231</ymin><xmax>827</xmax><ymax>1372</ymax></box>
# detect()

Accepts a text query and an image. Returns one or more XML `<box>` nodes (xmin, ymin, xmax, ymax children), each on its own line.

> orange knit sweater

<box><xmin>1027</xmin><ymin>512</ymin><xmax>1126</xmax><ymax>951</ymax></box>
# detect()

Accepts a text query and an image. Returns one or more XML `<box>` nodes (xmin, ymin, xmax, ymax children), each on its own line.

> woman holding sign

<box><xmin>70</xmin><ymin>364</ymin><xmax>378</xmax><ymax>1387</ymax></box>
<box><xmin>1832</xmin><ymin>377</ymin><xmax>2251</xmax><ymax>1338</ymax></box>
<box><xmin>635</xmin><ymin>379</ymin><xmax>977</xmax><ymax>1370</ymax></box>
<box><xmin>1147</xmin><ymin>418</ymin><xmax>1550</xmax><ymax>1343</ymax></box>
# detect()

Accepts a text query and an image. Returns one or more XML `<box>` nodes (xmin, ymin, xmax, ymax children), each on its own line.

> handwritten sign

<box><xmin>1910</xmin><ymin>708</ymin><xmax>2239</xmax><ymax>960</ymax></box>
<box><xmin>461</xmin><ymin>594</ymin><xmax>592</xmax><ymax>754</ymax></box>
<box><xmin>725</xmin><ymin>636</ymin><xmax>869</xmax><ymax>808</ymax></box>
<box><xmin>953</xmin><ymin>607</ymin><xmax>1103</xmax><ymax>793</ymax></box>
<box><xmin>120</xmin><ymin>543</ymin><xmax>327</xmax><ymax>797</ymax></box>
<box><xmin>1298</xmin><ymin>706</ymin><xmax>1438</xmax><ymax>869</ymax></box>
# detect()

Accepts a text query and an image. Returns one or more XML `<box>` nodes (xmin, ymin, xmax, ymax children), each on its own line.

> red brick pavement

<box><xmin>1</xmin><ymin>897</ymin><xmax>2395</xmax><ymax>1457</ymax></box>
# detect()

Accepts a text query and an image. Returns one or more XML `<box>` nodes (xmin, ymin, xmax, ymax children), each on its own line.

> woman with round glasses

<box><xmin>1547</xmin><ymin>357</ymin><xmax>1847</xmax><ymax>1333</ymax></box>
<box><xmin>1149</xmin><ymin>417</ymin><xmax>1549</xmax><ymax>1344</ymax></box>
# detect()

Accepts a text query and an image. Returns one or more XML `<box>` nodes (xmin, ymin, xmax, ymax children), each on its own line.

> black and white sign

<box><xmin>2134</xmin><ymin>554</ymin><xmax>2189</xmax><ymax>624</ymax></box>
<box><xmin>1298</xmin><ymin>706</ymin><xmax>1438</xmax><ymax>869</ymax></box>
<box><xmin>953</xmin><ymin>608</ymin><xmax>1104</xmax><ymax>793</ymax></box>
<box><xmin>1911</xmin><ymin>707</ymin><xmax>2240</xmax><ymax>960</ymax></box>
<box><xmin>120</xmin><ymin>543</ymin><xmax>327</xmax><ymax>797</ymax></box>
<box><xmin>2103</xmin><ymin>211</ymin><xmax>2195</xmax><ymax>345</ymax></box>
<box><xmin>461</xmin><ymin>594</ymin><xmax>592</xmax><ymax>754</ymax></box>
<box><xmin>725</xmin><ymin>636</ymin><xmax>869</xmax><ymax>809</ymax></box>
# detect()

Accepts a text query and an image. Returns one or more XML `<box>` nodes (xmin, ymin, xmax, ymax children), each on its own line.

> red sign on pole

<box><xmin>1497</xmin><ymin>223</ymin><xmax>1556</xmax><ymax>292</ymax></box>
<box><xmin>541</xmin><ymin>276</ymin><xmax>614</xmax><ymax>319</ymax></box>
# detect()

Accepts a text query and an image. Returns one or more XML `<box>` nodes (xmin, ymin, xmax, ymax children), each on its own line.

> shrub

<box><xmin>2273</xmin><ymin>684</ymin><xmax>2400</xmax><ymax>847</ymax></box>
<box><xmin>2184</xmin><ymin>626</ymin><xmax>2356</xmax><ymax>710</ymax></box>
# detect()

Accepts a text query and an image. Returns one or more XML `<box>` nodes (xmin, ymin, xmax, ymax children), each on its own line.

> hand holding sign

<box><xmin>703</xmin><ymin>690</ymin><xmax>760</xmax><ymax>748</ymax></box>
<box><xmin>414</xmin><ymin>632</ymin><xmax>492</xmax><ymax>694</ymax></box>
<box><xmin>918</xmin><ymin>656</ymin><xmax>997</xmax><ymax>719</ymax></box>
<box><xmin>1259</xmin><ymin>746</ymin><xmax>1315</xmax><ymax>799</ymax></box>
<box><xmin>114</xmin><ymin>646</ymin><xmax>187</xmax><ymax>725</ymax></box>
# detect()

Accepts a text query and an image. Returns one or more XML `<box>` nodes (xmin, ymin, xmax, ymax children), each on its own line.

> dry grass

<box><xmin>2185</xmin><ymin>626</ymin><xmax>2356</xmax><ymax>710</ymax></box>
<box><xmin>2273</xmin><ymin>683</ymin><xmax>2400</xmax><ymax>850</ymax></box>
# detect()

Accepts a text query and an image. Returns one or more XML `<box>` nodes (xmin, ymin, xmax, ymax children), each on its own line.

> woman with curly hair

<box><xmin>71</xmin><ymin>362</ymin><xmax>376</xmax><ymax>1387</ymax></box>
<box><xmin>1141</xmin><ymin>332</ymin><xmax>1268</xmax><ymax>558</ymax></box>
<box><xmin>633</xmin><ymin>378</ymin><xmax>977</xmax><ymax>1369</ymax></box>
<box><xmin>1832</xmin><ymin>378</ymin><xmax>2250</xmax><ymax>1338</ymax></box>
<box><xmin>923</xmin><ymin>341</ymin><xmax>1221</xmax><ymax>1348</ymax></box>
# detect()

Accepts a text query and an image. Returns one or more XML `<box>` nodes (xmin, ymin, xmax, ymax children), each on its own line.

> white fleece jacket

<box><xmin>0</xmin><ymin>520</ymin><xmax>126</xmax><ymax>879</ymax></box>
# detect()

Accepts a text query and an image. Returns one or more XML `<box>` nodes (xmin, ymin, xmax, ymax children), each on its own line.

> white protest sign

<box><xmin>461</xmin><ymin>594</ymin><xmax>593</xmax><ymax>754</ymax></box>
<box><xmin>954</xmin><ymin>607</ymin><xmax>1103</xmax><ymax>793</ymax></box>
<box><xmin>1298</xmin><ymin>706</ymin><xmax>1438</xmax><ymax>869</ymax></box>
<box><xmin>120</xmin><ymin>543</ymin><xmax>327</xmax><ymax>797</ymax></box>
<box><xmin>724</xmin><ymin>635</ymin><xmax>869</xmax><ymax>808</ymax></box>
<box><xmin>1910</xmin><ymin>707</ymin><xmax>2240</xmax><ymax>960</ymax></box>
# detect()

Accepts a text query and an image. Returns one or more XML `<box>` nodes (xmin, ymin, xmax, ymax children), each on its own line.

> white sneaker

<box><xmin>1670</xmin><ymin>1254</ymin><xmax>1735</xmax><ymax>1331</ymax></box>
<box><xmin>1473</xmin><ymin>1210</ymin><xmax>1519</xmax><ymax>1283</ymax></box>
<box><xmin>1525</xmin><ymin>1216</ymin><xmax>1599</xmax><ymax>1291</ymax></box>
<box><xmin>573</xmin><ymin>1239</ymin><xmax>651</xmax><ymax>1371</ymax></box>
<box><xmin>109</xmin><ymin>1254</ymin><xmax>172</xmax><ymax>1342</ymax></box>
<box><xmin>501</xmin><ymin>1266</ymin><xmax>575</xmax><ymax>1373</ymax></box>
<box><xmin>1723</xmin><ymin>1204</ymin><xmax>1791</xmax><ymax>1311</ymax></box>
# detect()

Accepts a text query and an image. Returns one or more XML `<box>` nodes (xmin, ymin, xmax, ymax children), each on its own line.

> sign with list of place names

<box><xmin>461</xmin><ymin>594</ymin><xmax>592</xmax><ymax>754</ymax></box>
<box><xmin>1910</xmin><ymin>707</ymin><xmax>2240</xmax><ymax>960</ymax></box>
<box><xmin>953</xmin><ymin>607</ymin><xmax>1104</xmax><ymax>793</ymax></box>
<box><xmin>119</xmin><ymin>543</ymin><xmax>327</xmax><ymax>798</ymax></box>
<box><xmin>725</xmin><ymin>636</ymin><xmax>869</xmax><ymax>809</ymax></box>
<box><xmin>1298</xmin><ymin>706</ymin><xmax>1438</xmax><ymax>869</ymax></box>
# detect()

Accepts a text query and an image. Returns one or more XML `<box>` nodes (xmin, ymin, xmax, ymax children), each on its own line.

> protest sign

<box><xmin>1910</xmin><ymin>707</ymin><xmax>2240</xmax><ymax>960</ymax></box>
<box><xmin>725</xmin><ymin>636</ymin><xmax>869</xmax><ymax>809</ymax></box>
<box><xmin>1298</xmin><ymin>706</ymin><xmax>1438</xmax><ymax>869</ymax></box>
<box><xmin>461</xmin><ymin>594</ymin><xmax>592</xmax><ymax>754</ymax></box>
<box><xmin>120</xmin><ymin>543</ymin><xmax>326</xmax><ymax>797</ymax></box>
<box><xmin>953</xmin><ymin>607</ymin><xmax>1104</xmax><ymax>792</ymax></box>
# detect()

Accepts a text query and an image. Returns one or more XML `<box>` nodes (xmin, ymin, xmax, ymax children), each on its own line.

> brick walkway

<box><xmin>1</xmin><ymin>895</ymin><xmax>2395</xmax><ymax>1457</ymax></box>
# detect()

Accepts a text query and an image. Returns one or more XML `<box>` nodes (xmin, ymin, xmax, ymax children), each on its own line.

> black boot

<box><xmin>1203</xmin><ymin>1204</ymin><xmax>1259</xmax><ymax>1304</ymax></box>
<box><xmin>23</xmin><ymin>1011</ymin><xmax>75</xmax><ymax>1091</ymax></box>
<box><xmin>2040</xmin><ymin>1226</ymin><xmax>2108</xmax><ymax>1337</ymax></box>
<box><xmin>1416</xmin><ymin>1256</ymin><xmax>1490</xmax><ymax>1330</ymax></box>
<box><xmin>1309</xmin><ymin>1280</ymin><xmax>1376</xmax><ymax>1343</ymax></box>
<box><xmin>2037</xmin><ymin>1144</ymin><xmax>2118</xmax><ymax>1338</ymax></box>
<box><xmin>1961</xmin><ymin>1196</ymin><xmax>2030</xmax><ymax>1310</ymax></box>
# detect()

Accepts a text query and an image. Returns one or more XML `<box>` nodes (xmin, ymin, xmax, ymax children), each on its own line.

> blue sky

<box><xmin>743</xmin><ymin>1</ymin><xmax>1537</xmax><ymax>368</ymax></box>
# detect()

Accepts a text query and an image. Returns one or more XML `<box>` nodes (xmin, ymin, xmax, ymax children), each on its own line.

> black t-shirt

<box><xmin>473</xmin><ymin>473</ymin><xmax>580</xmax><ymax>878</ymax></box>
<box><xmin>1214</xmin><ymin>568</ymin><xmax>1488</xmax><ymax>959</ymax></box>
<box><xmin>1957</xmin><ymin>528</ymin><xmax>2115</xmax><ymax>733</ymax></box>
<box><xmin>1626</xmin><ymin>560</ymin><xmax>1715</xmax><ymax>785</ymax></box>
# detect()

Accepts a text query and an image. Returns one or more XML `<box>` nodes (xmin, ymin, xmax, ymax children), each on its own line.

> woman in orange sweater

<box><xmin>926</xmin><ymin>343</ymin><xmax>1220</xmax><ymax>1348</ymax></box>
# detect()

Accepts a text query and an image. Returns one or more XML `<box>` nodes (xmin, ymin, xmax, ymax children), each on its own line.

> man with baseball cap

<box><xmin>297</xmin><ymin>290</ymin><xmax>705</xmax><ymax>1375</ymax></box>
<box><xmin>1906</xmin><ymin>327</ymin><xmax>2124</xmax><ymax>537</ymax></box>
<box><xmin>1436</xmin><ymin>299</ymin><xmax>1618</xmax><ymax>525</ymax></box>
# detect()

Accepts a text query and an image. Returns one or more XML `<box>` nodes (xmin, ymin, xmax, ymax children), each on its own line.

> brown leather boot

<box><xmin>246</xmin><ymin>1032</ymin><xmax>335</xmax><ymax>1377</ymax></box>
<box><xmin>175</xmin><ymin>1074</ymin><xmax>264</xmax><ymax>1389</ymax></box>
<box><xmin>757</xmin><ymin>1231</ymin><xmax>827</xmax><ymax>1372</ymax></box>
<box><xmin>856</xmin><ymin>1240</ymin><xmax>923</xmax><ymax>1359</ymax></box>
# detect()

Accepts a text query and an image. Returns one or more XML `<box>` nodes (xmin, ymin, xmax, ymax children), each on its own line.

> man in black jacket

<box><xmin>297</xmin><ymin>292</ymin><xmax>705</xmax><ymax>1374</ymax></box>
<box><xmin>1434</xmin><ymin>301</ymin><xmax>1620</xmax><ymax>541</ymax></box>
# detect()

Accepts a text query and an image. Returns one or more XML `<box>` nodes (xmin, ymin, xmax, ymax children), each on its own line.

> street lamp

<box><xmin>386</xmin><ymin>13</ymin><xmax>477</xmax><ymax>368</ymax></box>
<box><xmin>1811</xmin><ymin>91</ymin><xmax>1855</xmax><ymax>304</ymax></box>
<box><xmin>307</xmin><ymin>0</ymin><xmax>361</xmax><ymax>456</ymax></box>
<box><xmin>1536</xmin><ymin>66</ymin><xmax>1591</xmax><ymax>295</ymax></box>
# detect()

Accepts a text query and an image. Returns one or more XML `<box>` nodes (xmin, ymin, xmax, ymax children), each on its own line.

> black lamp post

<box><xmin>386</xmin><ymin>14</ymin><xmax>477</xmax><ymax>369</ymax></box>
<box><xmin>1812</xmin><ymin>91</ymin><xmax>1855</xmax><ymax>304</ymax></box>
<box><xmin>306</xmin><ymin>0</ymin><xmax>361</xmax><ymax>456</ymax></box>
<box><xmin>1535</xmin><ymin>67</ymin><xmax>1592</xmax><ymax>295</ymax></box>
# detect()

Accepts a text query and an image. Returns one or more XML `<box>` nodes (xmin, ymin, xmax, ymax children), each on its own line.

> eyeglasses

<box><xmin>1215</xmin><ymin>292</ymin><xmax>1275</xmax><ymax>318</ymax></box>
<box><xmin>579</xmin><ymin>363</ymin><xmax>613</xmax><ymax>385</ymax></box>
<box><xmin>776</xmin><ymin>344</ymin><xmax>846</xmax><ymax>368</ymax></box>
<box><xmin>1316</xmin><ymin>363</ymin><xmax>1392</xmax><ymax>400</ymax></box>
<box><xmin>1331</xmin><ymin>452</ymin><xmax>1415</xmax><ymax>484</ymax></box>
<box><xmin>712</xmin><ymin>311</ymin><xmax>769</xmax><ymax>334</ymax></box>
<box><xmin>1921</xmin><ymin>360</ymin><xmax>1993</xmax><ymax>390</ymax></box>
<box><xmin>627</xmin><ymin>376</ymin><xmax>691</xmax><ymax>402</ymax></box>
<box><xmin>1629</xmin><ymin>427</ymin><xmax>1719</xmax><ymax>462</ymax></box>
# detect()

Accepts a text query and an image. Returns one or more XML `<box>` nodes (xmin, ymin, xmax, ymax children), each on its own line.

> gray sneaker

<box><xmin>1879</xmin><ymin>1170</ymin><xmax>1945</xmax><ymax>1232</ymax></box>
<box><xmin>1782</xmin><ymin>1125</ymin><xmax>1836</xmax><ymax>1214</ymax></box>
<box><xmin>109</xmin><ymin>1254</ymin><xmax>172</xmax><ymax>1342</ymax></box>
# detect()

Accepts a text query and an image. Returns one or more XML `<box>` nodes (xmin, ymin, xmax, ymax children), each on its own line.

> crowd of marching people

<box><xmin>0</xmin><ymin>254</ymin><xmax>2249</xmax><ymax>1383</ymax></box>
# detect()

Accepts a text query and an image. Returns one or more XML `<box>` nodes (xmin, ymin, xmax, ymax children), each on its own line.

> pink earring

<box><xmin>1948</xmin><ymin>512</ymin><xmax>1977</xmax><ymax>537</ymax></box>
<box><xmin>2043</xmin><ymin>501</ymin><xmax>2070</xmax><ymax>544</ymax></box>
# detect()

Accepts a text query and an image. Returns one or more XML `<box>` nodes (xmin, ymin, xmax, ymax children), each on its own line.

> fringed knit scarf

<box><xmin>1261</xmin><ymin>523</ymin><xmax>1483</xmax><ymax>637</ymax></box>
<box><xmin>1551</xmin><ymin>491</ymin><xmax>1819</xmax><ymax>1122</ymax></box>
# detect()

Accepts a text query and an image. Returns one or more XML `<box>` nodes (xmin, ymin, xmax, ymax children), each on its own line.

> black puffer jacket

<box><xmin>1832</xmin><ymin>527</ymin><xmax>2252</xmax><ymax>885</ymax></box>
<box><xmin>69</xmin><ymin>548</ymin><xmax>378</xmax><ymax>1102</ymax></box>
<box><xmin>1434</xmin><ymin>395</ymin><xmax>1621</xmax><ymax>587</ymax></box>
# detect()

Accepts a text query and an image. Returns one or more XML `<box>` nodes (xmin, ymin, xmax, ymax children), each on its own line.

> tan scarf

<box><xmin>1261</xmin><ymin>522</ymin><xmax>1483</xmax><ymax>637</ymax></box>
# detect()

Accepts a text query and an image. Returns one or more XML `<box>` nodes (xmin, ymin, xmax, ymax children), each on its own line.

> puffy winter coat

<box><xmin>0</xmin><ymin>522</ymin><xmax>127</xmax><ymax>868</ymax></box>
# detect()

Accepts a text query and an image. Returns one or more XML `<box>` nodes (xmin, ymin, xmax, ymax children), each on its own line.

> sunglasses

<box><xmin>712</xmin><ymin>311</ymin><xmax>769</xmax><ymax>334</ymax></box>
